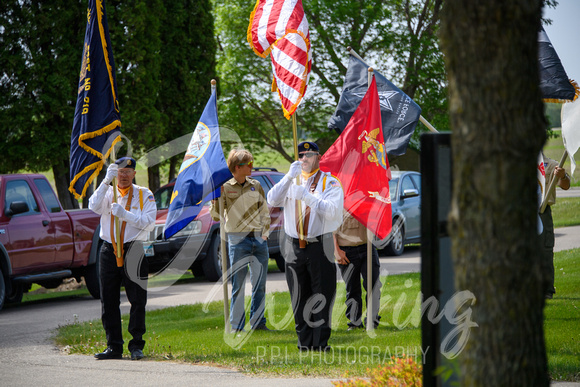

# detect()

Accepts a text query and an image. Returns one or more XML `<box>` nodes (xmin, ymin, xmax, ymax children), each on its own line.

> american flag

<box><xmin>248</xmin><ymin>0</ymin><xmax>312</xmax><ymax>119</ymax></box>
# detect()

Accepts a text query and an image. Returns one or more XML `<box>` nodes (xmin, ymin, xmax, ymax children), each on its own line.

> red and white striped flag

<box><xmin>248</xmin><ymin>0</ymin><xmax>312</xmax><ymax>119</ymax></box>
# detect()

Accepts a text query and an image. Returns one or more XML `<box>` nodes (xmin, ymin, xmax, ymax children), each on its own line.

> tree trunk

<box><xmin>148</xmin><ymin>164</ymin><xmax>160</xmax><ymax>193</ymax></box>
<box><xmin>53</xmin><ymin>159</ymin><xmax>79</xmax><ymax>210</ymax></box>
<box><xmin>440</xmin><ymin>1</ymin><xmax>549</xmax><ymax>386</ymax></box>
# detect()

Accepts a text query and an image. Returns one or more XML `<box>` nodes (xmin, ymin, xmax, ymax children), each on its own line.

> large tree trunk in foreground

<box><xmin>440</xmin><ymin>1</ymin><xmax>549</xmax><ymax>385</ymax></box>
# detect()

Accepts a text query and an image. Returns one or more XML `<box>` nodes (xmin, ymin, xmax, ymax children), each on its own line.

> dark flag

<box><xmin>328</xmin><ymin>55</ymin><xmax>421</xmax><ymax>156</ymax></box>
<box><xmin>320</xmin><ymin>78</ymin><xmax>392</xmax><ymax>239</ymax></box>
<box><xmin>164</xmin><ymin>90</ymin><xmax>232</xmax><ymax>239</ymax></box>
<box><xmin>69</xmin><ymin>0</ymin><xmax>121</xmax><ymax>199</ymax></box>
<box><xmin>538</xmin><ymin>27</ymin><xmax>577</xmax><ymax>102</ymax></box>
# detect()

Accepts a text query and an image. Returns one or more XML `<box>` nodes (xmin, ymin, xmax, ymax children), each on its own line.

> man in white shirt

<box><xmin>89</xmin><ymin>157</ymin><xmax>156</xmax><ymax>360</ymax></box>
<box><xmin>267</xmin><ymin>142</ymin><xmax>344</xmax><ymax>351</ymax></box>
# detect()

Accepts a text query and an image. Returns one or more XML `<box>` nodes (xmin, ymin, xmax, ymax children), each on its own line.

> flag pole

<box><xmin>292</xmin><ymin>114</ymin><xmax>306</xmax><ymax>247</ymax></box>
<box><xmin>110</xmin><ymin>146</ymin><xmax>123</xmax><ymax>267</ymax></box>
<box><xmin>346</xmin><ymin>46</ymin><xmax>439</xmax><ymax>134</ymax></box>
<box><xmin>213</xmin><ymin>79</ymin><xmax>230</xmax><ymax>334</ymax></box>
<box><xmin>366</xmin><ymin>68</ymin><xmax>374</xmax><ymax>334</ymax></box>
<box><xmin>540</xmin><ymin>150</ymin><xmax>568</xmax><ymax>213</ymax></box>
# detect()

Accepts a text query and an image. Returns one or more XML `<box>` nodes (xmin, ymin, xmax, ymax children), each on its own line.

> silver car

<box><xmin>378</xmin><ymin>170</ymin><xmax>421</xmax><ymax>255</ymax></box>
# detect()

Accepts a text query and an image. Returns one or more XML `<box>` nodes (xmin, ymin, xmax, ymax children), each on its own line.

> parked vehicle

<box><xmin>378</xmin><ymin>170</ymin><xmax>421</xmax><ymax>255</ymax></box>
<box><xmin>144</xmin><ymin>168</ymin><xmax>286</xmax><ymax>281</ymax></box>
<box><xmin>0</xmin><ymin>174</ymin><xmax>102</xmax><ymax>311</ymax></box>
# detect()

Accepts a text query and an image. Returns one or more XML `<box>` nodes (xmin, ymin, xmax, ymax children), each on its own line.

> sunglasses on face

<box><xmin>299</xmin><ymin>152</ymin><xmax>318</xmax><ymax>159</ymax></box>
<box><xmin>238</xmin><ymin>161</ymin><xmax>253</xmax><ymax>167</ymax></box>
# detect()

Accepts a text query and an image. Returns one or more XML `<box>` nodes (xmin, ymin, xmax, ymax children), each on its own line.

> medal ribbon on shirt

<box><xmin>110</xmin><ymin>185</ymin><xmax>133</xmax><ymax>267</ymax></box>
<box><xmin>296</xmin><ymin>170</ymin><xmax>321</xmax><ymax>248</ymax></box>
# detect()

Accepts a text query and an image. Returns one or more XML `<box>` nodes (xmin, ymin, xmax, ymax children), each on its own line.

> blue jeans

<box><xmin>227</xmin><ymin>234</ymin><xmax>269</xmax><ymax>330</ymax></box>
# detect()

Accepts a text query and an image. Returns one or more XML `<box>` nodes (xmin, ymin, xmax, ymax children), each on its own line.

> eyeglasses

<box><xmin>299</xmin><ymin>152</ymin><xmax>318</xmax><ymax>159</ymax></box>
<box><xmin>118</xmin><ymin>169</ymin><xmax>134</xmax><ymax>176</ymax></box>
<box><xmin>238</xmin><ymin>161</ymin><xmax>253</xmax><ymax>167</ymax></box>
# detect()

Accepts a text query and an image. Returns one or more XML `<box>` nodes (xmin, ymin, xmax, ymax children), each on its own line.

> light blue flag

<box><xmin>164</xmin><ymin>90</ymin><xmax>232</xmax><ymax>239</ymax></box>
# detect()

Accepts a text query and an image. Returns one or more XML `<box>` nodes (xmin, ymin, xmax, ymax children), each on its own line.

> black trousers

<box><xmin>99</xmin><ymin>241</ymin><xmax>148</xmax><ymax>352</ymax></box>
<box><xmin>539</xmin><ymin>205</ymin><xmax>556</xmax><ymax>296</ymax></box>
<box><xmin>338</xmin><ymin>243</ymin><xmax>382</xmax><ymax>328</ymax></box>
<box><xmin>284</xmin><ymin>234</ymin><xmax>336</xmax><ymax>350</ymax></box>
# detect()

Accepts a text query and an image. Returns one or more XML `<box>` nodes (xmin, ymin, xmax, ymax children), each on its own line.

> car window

<box><xmin>401</xmin><ymin>176</ymin><xmax>416</xmax><ymax>194</ymax></box>
<box><xmin>252</xmin><ymin>175</ymin><xmax>272</xmax><ymax>197</ymax></box>
<box><xmin>154</xmin><ymin>186</ymin><xmax>173</xmax><ymax>210</ymax></box>
<box><xmin>410</xmin><ymin>174</ymin><xmax>421</xmax><ymax>195</ymax></box>
<box><xmin>5</xmin><ymin>180</ymin><xmax>40</xmax><ymax>216</ymax></box>
<box><xmin>389</xmin><ymin>179</ymin><xmax>398</xmax><ymax>200</ymax></box>
<box><xmin>268</xmin><ymin>173</ymin><xmax>284</xmax><ymax>185</ymax></box>
<box><xmin>34</xmin><ymin>178</ymin><xmax>61</xmax><ymax>213</ymax></box>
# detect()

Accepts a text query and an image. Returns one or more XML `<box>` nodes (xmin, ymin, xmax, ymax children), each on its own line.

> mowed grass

<box><xmin>543</xmin><ymin>248</ymin><xmax>580</xmax><ymax>381</ymax></box>
<box><xmin>54</xmin><ymin>273</ymin><xmax>423</xmax><ymax>378</ymax></box>
<box><xmin>53</xmin><ymin>252</ymin><xmax>580</xmax><ymax>381</ymax></box>
<box><xmin>552</xmin><ymin>197</ymin><xmax>580</xmax><ymax>227</ymax></box>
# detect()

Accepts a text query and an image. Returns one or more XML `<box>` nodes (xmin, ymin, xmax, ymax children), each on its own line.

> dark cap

<box><xmin>298</xmin><ymin>141</ymin><xmax>319</xmax><ymax>154</ymax></box>
<box><xmin>115</xmin><ymin>157</ymin><xmax>136</xmax><ymax>170</ymax></box>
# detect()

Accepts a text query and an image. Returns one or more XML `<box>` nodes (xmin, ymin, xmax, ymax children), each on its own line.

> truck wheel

<box><xmin>5</xmin><ymin>282</ymin><xmax>23</xmax><ymax>304</ymax></box>
<box><xmin>202</xmin><ymin>234</ymin><xmax>227</xmax><ymax>282</ymax></box>
<box><xmin>84</xmin><ymin>242</ymin><xmax>102</xmax><ymax>299</ymax></box>
<box><xmin>0</xmin><ymin>267</ymin><xmax>5</xmax><ymax>311</ymax></box>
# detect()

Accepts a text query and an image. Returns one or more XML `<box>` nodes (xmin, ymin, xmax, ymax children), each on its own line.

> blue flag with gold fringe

<box><xmin>164</xmin><ymin>90</ymin><xmax>232</xmax><ymax>239</ymax></box>
<box><xmin>69</xmin><ymin>0</ymin><xmax>121</xmax><ymax>199</ymax></box>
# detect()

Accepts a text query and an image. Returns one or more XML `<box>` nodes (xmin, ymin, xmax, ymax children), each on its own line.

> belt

<box><xmin>228</xmin><ymin>230</ymin><xmax>261</xmax><ymax>238</ymax></box>
<box><xmin>290</xmin><ymin>233</ymin><xmax>330</xmax><ymax>244</ymax></box>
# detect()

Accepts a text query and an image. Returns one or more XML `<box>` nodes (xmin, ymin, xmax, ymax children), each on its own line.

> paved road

<box><xmin>0</xmin><ymin>233</ymin><xmax>577</xmax><ymax>387</ymax></box>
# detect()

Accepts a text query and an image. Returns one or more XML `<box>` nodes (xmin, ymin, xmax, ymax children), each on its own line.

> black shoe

<box><xmin>94</xmin><ymin>347</ymin><xmax>122</xmax><ymax>360</ymax></box>
<box><xmin>130</xmin><ymin>349</ymin><xmax>144</xmax><ymax>361</ymax></box>
<box><xmin>252</xmin><ymin>324</ymin><xmax>271</xmax><ymax>331</ymax></box>
<box><xmin>347</xmin><ymin>325</ymin><xmax>364</xmax><ymax>332</ymax></box>
<box><xmin>545</xmin><ymin>293</ymin><xmax>554</xmax><ymax>300</ymax></box>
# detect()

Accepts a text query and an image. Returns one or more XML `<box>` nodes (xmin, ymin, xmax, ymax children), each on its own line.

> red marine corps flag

<box><xmin>320</xmin><ymin>77</ymin><xmax>392</xmax><ymax>239</ymax></box>
<box><xmin>247</xmin><ymin>0</ymin><xmax>312</xmax><ymax>119</ymax></box>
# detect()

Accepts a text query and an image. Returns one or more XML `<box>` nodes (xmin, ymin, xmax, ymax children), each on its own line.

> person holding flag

<box><xmin>88</xmin><ymin>157</ymin><xmax>156</xmax><ymax>360</ymax></box>
<box><xmin>539</xmin><ymin>153</ymin><xmax>570</xmax><ymax>299</ymax></box>
<box><xmin>333</xmin><ymin>211</ymin><xmax>382</xmax><ymax>331</ymax></box>
<box><xmin>320</xmin><ymin>74</ymin><xmax>392</xmax><ymax>333</ymax></box>
<box><xmin>267</xmin><ymin>141</ymin><xmax>344</xmax><ymax>351</ymax></box>
<box><xmin>209</xmin><ymin>149</ymin><xmax>271</xmax><ymax>333</ymax></box>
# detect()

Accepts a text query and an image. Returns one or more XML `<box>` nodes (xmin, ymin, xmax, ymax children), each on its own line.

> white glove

<box><xmin>286</xmin><ymin>161</ymin><xmax>303</xmax><ymax>179</ymax></box>
<box><xmin>111</xmin><ymin>203</ymin><xmax>138</xmax><ymax>224</ymax></box>
<box><xmin>103</xmin><ymin>163</ymin><xmax>118</xmax><ymax>184</ymax></box>
<box><xmin>111</xmin><ymin>203</ymin><xmax>126</xmax><ymax>218</ymax></box>
<box><xmin>287</xmin><ymin>184</ymin><xmax>306</xmax><ymax>201</ymax></box>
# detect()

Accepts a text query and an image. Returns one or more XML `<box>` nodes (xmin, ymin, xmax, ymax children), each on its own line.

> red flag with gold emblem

<box><xmin>320</xmin><ymin>77</ymin><xmax>392</xmax><ymax>239</ymax></box>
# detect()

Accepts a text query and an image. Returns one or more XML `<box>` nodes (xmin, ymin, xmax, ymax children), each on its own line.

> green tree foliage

<box><xmin>0</xmin><ymin>0</ymin><xmax>217</xmax><ymax>201</ymax></box>
<box><xmin>212</xmin><ymin>0</ymin><xmax>446</xmax><ymax>161</ymax></box>
<box><xmin>0</xmin><ymin>1</ymin><xmax>86</xmax><ymax>208</ymax></box>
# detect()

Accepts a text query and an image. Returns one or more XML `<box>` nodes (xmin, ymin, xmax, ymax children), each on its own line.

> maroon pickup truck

<box><xmin>0</xmin><ymin>174</ymin><xmax>102</xmax><ymax>311</ymax></box>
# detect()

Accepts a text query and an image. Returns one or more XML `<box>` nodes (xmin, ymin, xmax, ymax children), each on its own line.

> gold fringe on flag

<box><xmin>543</xmin><ymin>79</ymin><xmax>580</xmax><ymax>103</ymax></box>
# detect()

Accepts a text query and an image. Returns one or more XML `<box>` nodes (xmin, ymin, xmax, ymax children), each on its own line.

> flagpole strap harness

<box><xmin>109</xmin><ymin>185</ymin><xmax>144</xmax><ymax>265</ymax></box>
<box><xmin>296</xmin><ymin>170</ymin><xmax>322</xmax><ymax>248</ymax></box>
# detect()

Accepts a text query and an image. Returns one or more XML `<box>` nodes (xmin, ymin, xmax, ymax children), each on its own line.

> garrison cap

<box><xmin>115</xmin><ymin>157</ymin><xmax>136</xmax><ymax>170</ymax></box>
<box><xmin>297</xmin><ymin>141</ymin><xmax>319</xmax><ymax>154</ymax></box>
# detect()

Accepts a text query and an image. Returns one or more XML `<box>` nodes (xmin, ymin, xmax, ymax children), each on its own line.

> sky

<box><xmin>543</xmin><ymin>0</ymin><xmax>580</xmax><ymax>85</ymax></box>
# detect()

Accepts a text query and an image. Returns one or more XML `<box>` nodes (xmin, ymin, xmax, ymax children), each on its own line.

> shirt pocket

<box><xmin>343</xmin><ymin>215</ymin><xmax>361</xmax><ymax>230</ymax></box>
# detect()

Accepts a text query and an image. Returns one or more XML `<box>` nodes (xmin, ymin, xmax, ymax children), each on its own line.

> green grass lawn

<box><xmin>52</xmin><ymin>251</ymin><xmax>580</xmax><ymax>381</ymax></box>
<box><xmin>552</xmin><ymin>197</ymin><xmax>580</xmax><ymax>227</ymax></box>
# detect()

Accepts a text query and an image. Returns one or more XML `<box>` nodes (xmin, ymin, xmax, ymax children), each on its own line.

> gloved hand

<box><xmin>111</xmin><ymin>203</ymin><xmax>126</xmax><ymax>218</ymax></box>
<box><xmin>287</xmin><ymin>184</ymin><xmax>306</xmax><ymax>201</ymax></box>
<box><xmin>286</xmin><ymin>161</ymin><xmax>303</xmax><ymax>179</ymax></box>
<box><xmin>103</xmin><ymin>163</ymin><xmax>118</xmax><ymax>184</ymax></box>
<box><xmin>111</xmin><ymin>202</ymin><xmax>138</xmax><ymax>224</ymax></box>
